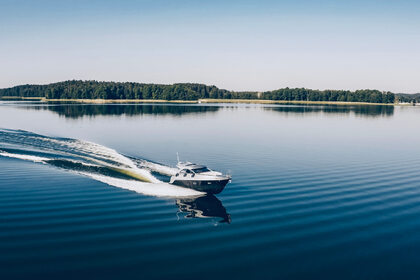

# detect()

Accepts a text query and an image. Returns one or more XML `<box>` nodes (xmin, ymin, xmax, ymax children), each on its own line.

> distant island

<box><xmin>0</xmin><ymin>80</ymin><xmax>416</xmax><ymax>104</ymax></box>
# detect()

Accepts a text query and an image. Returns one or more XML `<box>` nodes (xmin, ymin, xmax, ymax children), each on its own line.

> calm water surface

<box><xmin>1</xmin><ymin>102</ymin><xmax>420</xmax><ymax>279</ymax></box>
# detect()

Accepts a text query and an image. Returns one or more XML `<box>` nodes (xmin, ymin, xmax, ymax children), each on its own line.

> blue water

<box><xmin>1</xmin><ymin>102</ymin><xmax>420</xmax><ymax>279</ymax></box>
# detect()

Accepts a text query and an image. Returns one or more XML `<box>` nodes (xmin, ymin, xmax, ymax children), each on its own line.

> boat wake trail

<box><xmin>0</xmin><ymin>129</ymin><xmax>203</xmax><ymax>197</ymax></box>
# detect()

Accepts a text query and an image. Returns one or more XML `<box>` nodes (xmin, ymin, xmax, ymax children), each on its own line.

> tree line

<box><xmin>261</xmin><ymin>88</ymin><xmax>395</xmax><ymax>103</ymax></box>
<box><xmin>396</xmin><ymin>93</ymin><xmax>420</xmax><ymax>104</ymax></box>
<box><xmin>0</xmin><ymin>80</ymin><xmax>396</xmax><ymax>103</ymax></box>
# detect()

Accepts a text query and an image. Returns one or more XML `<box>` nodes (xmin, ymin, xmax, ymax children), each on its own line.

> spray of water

<box><xmin>0</xmin><ymin>129</ymin><xmax>203</xmax><ymax>197</ymax></box>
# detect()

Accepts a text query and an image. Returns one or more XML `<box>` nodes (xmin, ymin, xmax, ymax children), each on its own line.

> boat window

<box><xmin>192</xmin><ymin>167</ymin><xmax>210</xmax><ymax>173</ymax></box>
<box><xmin>180</xmin><ymin>169</ymin><xmax>192</xmax><ymax>176</ymax></box>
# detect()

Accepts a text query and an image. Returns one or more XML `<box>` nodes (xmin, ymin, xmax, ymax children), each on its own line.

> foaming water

<box><xmin>0</xmin><ymin>151</ymin><xmax>49</xmax><ymax>163</ymax></box>
<box><xmin>81</xmin><ymin>173</ymin><xmax>202</xmax><ymax>197</ymax></box>
<box><xmin>0</xmin><ymin>129</ymin><xmax>202</xmax><ymax>197</ymax></box>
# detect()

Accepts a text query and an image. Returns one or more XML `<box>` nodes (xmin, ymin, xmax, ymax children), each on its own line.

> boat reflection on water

<box><xmin>176</xmin><ymin>195</ymin><xmax>231</xmax><ymax>224</ymax></box>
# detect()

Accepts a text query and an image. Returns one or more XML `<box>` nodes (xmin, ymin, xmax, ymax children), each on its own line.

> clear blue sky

<box><xmin>1</xmin><ymin>0</ymin><xmax>419</xmax><ymax>92</ymax></box>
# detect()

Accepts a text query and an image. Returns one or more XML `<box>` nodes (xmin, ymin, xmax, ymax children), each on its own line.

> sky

<box><xmin>0</xmin><ymin>0</ymin><xmax>419</xmax><ymax>93</ymax></box>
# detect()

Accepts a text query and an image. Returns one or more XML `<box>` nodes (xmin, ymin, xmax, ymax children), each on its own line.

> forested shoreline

<box><xmin>397</xmin><ymin>93</ymin><xmax>420</xmax><ymax>104</ymax></box>
<box><xmin>0</xmin><ymin>80</ymin><xmax>398</xmax><ymax>104</ymax></box>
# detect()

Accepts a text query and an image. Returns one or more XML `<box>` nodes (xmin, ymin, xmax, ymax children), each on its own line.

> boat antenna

<box><xmin>176</xmin><ymin>152</ymin><xmax>180</xmax><ymax>163</ymax></box>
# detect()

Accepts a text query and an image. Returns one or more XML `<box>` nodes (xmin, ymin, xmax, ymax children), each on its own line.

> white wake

<box><xmin>0</xmin><ymin>129</ymin><xmax>204</xmax><ymax>198</ymax></box>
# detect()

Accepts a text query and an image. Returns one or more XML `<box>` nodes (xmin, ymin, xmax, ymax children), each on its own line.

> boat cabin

<box><xmin>176</xmin><ymin>162</ymin><xmax>211</xmax><ymax>174</ymax></box>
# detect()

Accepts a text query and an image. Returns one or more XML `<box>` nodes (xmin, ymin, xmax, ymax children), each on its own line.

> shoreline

<box><xmin>198</xmin><ymin>99</ymin><xmax>397</xmax><ymax>106</ymax></box>
<box><xmin>0</xmin><ymin>96</ymin><xmax>406</xmax><ymax>106</ymax></box>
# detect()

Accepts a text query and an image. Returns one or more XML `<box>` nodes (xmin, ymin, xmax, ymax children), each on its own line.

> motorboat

<box><xmin>169</xmin><ymin>161</ymin><xmax>231</xmax><ymax>194</ymax></box>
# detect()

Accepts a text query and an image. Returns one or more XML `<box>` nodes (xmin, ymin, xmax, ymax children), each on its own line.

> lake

<box><xmin>1</xmin><ymin>101</ymin><xmax>420</xmax><ymax>279</ymax></box>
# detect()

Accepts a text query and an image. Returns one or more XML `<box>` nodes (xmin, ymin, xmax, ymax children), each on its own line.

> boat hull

<box><xmin>171</xmin><ymin>178</ymin><xmax>230</xmax><ymax>194</ymax></box>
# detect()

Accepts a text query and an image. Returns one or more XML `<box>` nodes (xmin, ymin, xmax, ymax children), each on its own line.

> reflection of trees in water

<box><xmin>266</xmin><ymin>104</ymin><xmax>394</xmax><ymax>117</ymax></box>
<box><xmin>176</xmin><ymin>195</ymin><xmax>231</xmax><ymax>224</ymax></box>
<box><xmin>20</xmin><ymin>103</ymin><xmax>394</xmax><ymax>119</ymax></box>
<box><xmin>24</xmin><ymin>104</ymin><xmax>220</xmax><ymax>119</ymax></box>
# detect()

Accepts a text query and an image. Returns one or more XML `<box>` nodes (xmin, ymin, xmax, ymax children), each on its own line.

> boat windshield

<box><xmin>192</xmin><ymin>167</ymin><xmax>210</xmax><ymax>173</ymax></box>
